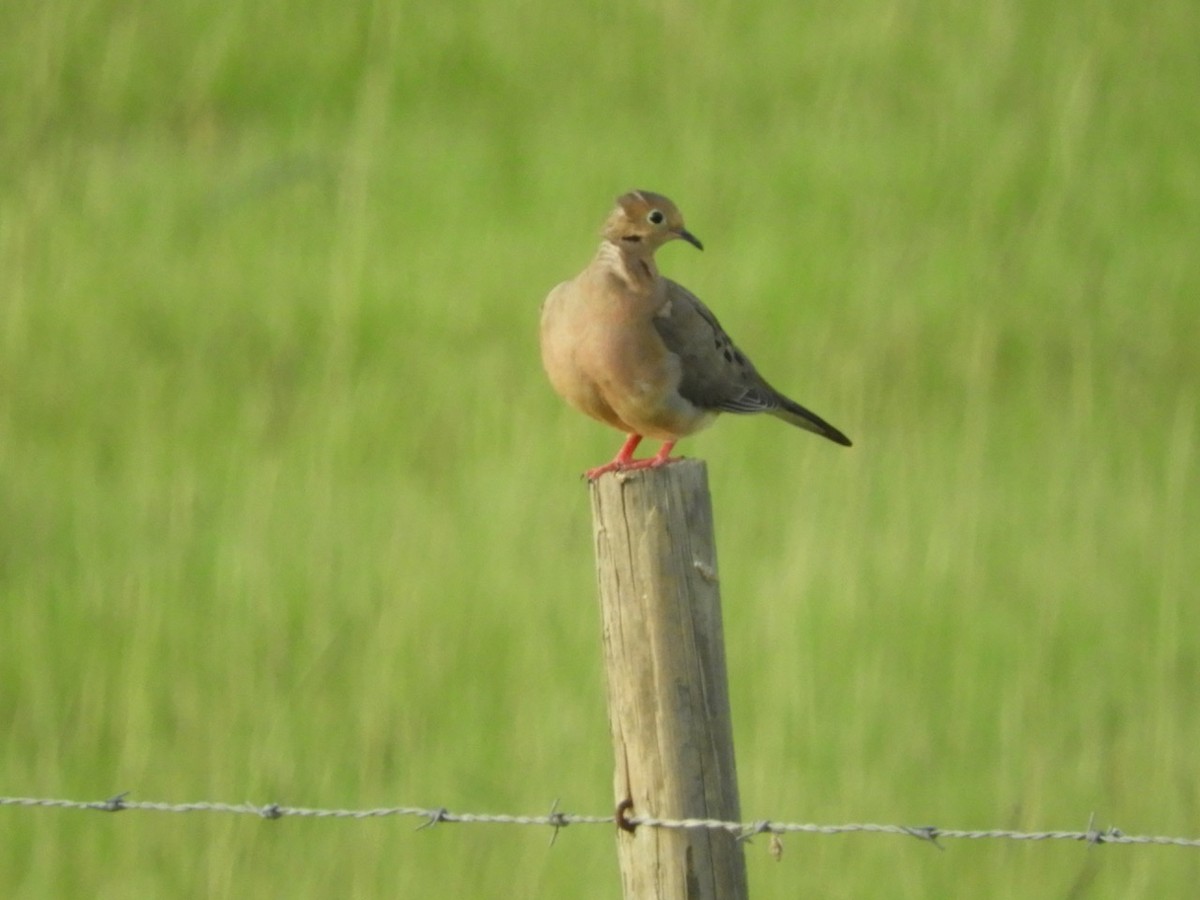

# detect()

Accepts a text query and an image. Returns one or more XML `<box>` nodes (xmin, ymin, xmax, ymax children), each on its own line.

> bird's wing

<box><xmin>652</xmin><ymin>280</ymin><xmax>781</xmax><ymax>414</ymax></box>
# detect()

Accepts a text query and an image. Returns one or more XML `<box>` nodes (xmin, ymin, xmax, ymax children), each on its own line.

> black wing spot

<box><xmin>723</xmin><ymin>349</ymin><xmax>734</xmax><ymax>363</ymax></box>
<box><xmin>734</xmin><ymin>350</ymin><xmax>747</xmax><ymax>366</ymax></box>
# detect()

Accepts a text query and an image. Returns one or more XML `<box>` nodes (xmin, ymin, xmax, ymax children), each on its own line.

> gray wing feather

<box><xmin>652</xmin><ymin>280</ymin><xmax>853</xmax><ymax>446</ymax></box>
<box><xmin>651</xmin><ymin>280</ymin><xmax>779</xmax><ymax>414</ymax></box>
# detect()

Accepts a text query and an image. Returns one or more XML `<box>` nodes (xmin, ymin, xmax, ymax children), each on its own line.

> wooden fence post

<box><xmin>589</xmin><ymin>459</ymin><xmax>749</xmax><ymax>899</ymax></box>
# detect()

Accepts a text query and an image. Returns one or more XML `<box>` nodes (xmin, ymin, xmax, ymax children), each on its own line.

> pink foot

<box><xmin>585</xmin><ymin>438</ymin><xmax>679</xmax><ymax>480</ymax></box>
<box><xmin>584</xmin><ymin>460</ymin><xmax>624</xmax><ymax>480</ymax></box>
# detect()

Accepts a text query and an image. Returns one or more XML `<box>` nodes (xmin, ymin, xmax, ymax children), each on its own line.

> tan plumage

<box><xmin>540</xmin><ymin>190</ymin><xmax>851</xmax><ymax>479</ymax></box>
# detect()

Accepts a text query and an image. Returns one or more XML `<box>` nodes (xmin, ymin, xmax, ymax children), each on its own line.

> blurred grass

<box><xmin>2</xmin><ymin>0</ymin><xmax>1199</xmax><ymax>896</ymax></box>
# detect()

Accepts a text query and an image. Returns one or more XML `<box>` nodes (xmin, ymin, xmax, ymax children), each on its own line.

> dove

<box><xmin>540</xmin><ymin>190</ymin><xmax>851</xmax><ymax>479</ymax></box>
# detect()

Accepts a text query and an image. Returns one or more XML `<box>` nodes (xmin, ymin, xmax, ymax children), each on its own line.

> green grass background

<box><xmin>3</xmin><ymin>0</ymin><xmax>1198</xmax><ymax>896</ymax></box>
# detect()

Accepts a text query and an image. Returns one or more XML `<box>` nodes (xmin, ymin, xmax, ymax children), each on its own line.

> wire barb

<box><xmin>100</xmin><ymin>792</ymin><xmax>130</xmax><ymax>813</ymax></box>
<box><xmin>546</xmin><ymin>799</ymin><xmax>568</xmax><ymax>847</ymax></box>
<box><xmin>737</xmin><ymin>820</ymin><xmax>772</xmax><ymax>843</ymax></box>
<box><xmin>903</xmin><ymin>825</ymin><xmax>944</xmax><ymax>850</ymax></box>
<box><xmin>416</xmin><ymin>807</ymin><xmax>449</xmax><ymax>831</ymax></box>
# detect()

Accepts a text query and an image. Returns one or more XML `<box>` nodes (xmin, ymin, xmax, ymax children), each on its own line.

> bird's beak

<box><xmin>675</xmin><ymin>228</ymin><xmax>703</xmax><ymax>251</ymax></box>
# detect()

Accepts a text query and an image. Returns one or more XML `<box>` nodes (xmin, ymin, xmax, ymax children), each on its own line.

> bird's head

<box><xmin>601</xmin><ymin>190</ymin><xmax>703</xmax><ymax>253</ymax></box>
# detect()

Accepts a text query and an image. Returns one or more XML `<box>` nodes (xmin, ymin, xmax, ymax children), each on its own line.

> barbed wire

<box><xmin>3</xmin><ymin>794</ymin><xmax>1199</xmax><ymax>851</ymax></box>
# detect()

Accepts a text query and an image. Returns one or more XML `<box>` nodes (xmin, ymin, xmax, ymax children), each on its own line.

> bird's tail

<box><xmin>771</xmin><ymin>396</ymin><xmax>853</xmax><ymax>447</ymax></box>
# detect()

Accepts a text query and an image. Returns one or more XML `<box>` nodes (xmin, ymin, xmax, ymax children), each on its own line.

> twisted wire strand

<box><xmin>3</xmin><ymin>794</ymin><xmax>1198</xmax><ymax>848</ymax></box>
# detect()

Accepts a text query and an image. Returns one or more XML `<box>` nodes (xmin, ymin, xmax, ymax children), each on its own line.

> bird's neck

<box><xmin>595</xmin><ymin>239</ymin><xmax>660</xmax><ymax>290</ymax></box>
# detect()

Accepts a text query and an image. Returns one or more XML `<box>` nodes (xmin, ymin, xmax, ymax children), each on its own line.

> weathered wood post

<box><xmin>589</xmin><ymin>459</ymin><xmax>748</xmax><ymax>899</ymax></box>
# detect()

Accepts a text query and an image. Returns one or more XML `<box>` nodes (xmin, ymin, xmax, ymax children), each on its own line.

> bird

<box><xmin>540</xmin><ymin>190</ymin><xmax>851</xmax><ymax>480</ymax></box>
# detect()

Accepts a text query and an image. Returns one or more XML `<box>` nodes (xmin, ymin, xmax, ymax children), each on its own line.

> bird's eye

<box><xmin>647</xmin><ymin>209</ymin><xmax>665</xmax><ymax>225</ymax></box>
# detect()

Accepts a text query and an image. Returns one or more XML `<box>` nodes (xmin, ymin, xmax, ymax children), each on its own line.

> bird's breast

<box><xmin>540</xmin><ymin>273</ymin><xmax>711</xmax><ymax>439</ymax></box>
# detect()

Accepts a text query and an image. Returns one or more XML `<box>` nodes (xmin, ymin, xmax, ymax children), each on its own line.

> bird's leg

<box><xmin>585</xmin><ymin>434</ymin><xmax>644</xmax><ymax>480</ymax></box>
<box><xmin>620</xmin><ymin>440</ymin><xmax>678</xmax><ymax>472</ymax></box>
<box><xmin>650</xmin><ymin>440</ymin><xmax>678</xmax><ymax>466</ymax></box>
